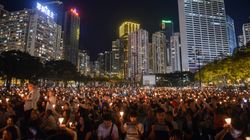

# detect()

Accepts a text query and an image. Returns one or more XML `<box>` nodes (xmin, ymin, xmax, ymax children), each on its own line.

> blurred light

<box><xmin>37</xmin><ymin>2</ymin><xmax>54</xmax><ymax>19</ymax></box>
<box><xmin>162</xmin><ymin>20</ymin><xmax>172</xmax><ymax>24</ymax></box>
<box><xmin>70</xmin><ymin>8</ymin><xmax>79</xmax><ymax>16</ymax></box>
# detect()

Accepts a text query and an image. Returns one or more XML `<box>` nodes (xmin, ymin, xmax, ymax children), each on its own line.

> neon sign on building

<box><xmin>70</xmin><ymin>8</ymin><xmax>79</xmax><ymax>16</ymax></box>
<box><xmin>37</xmin><ymin>2</ymin><xmax>55</xmax><ymax>19</ymax></box>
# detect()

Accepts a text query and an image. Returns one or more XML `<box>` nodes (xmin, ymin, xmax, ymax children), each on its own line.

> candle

<box><xmin>120</xmin><ymin>111</ymin><xmax>124</xmax><ymax>117</ymax></box>
<box><xmin>58</xmin><ymin>117</ymin><xmax>64</xmax><ymax>124</ymax></box>
<box><xmin>52</xmin><ymin>104</ymin><xmax>56</xmax><ymax>108</ymax></box>
<box><xmin>6</xmin><ymin>98</ymin><xmax>9</xmax><ymax>102</ymax></box>
<box><xmin>225</xmin><ymin>118</ymin><xmax>231</xmax><ymax>125</ymax></box>
<box><xmin>69</xmin><ymin>122</ymin><xmax>72</xmax><ymax>127</ymax></box>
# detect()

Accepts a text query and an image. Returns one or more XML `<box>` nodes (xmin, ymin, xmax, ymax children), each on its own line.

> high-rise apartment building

<box><xmin>170</xmin><ymin>33</ymin><xmax>182</xmax><ymax>72</ymax></box>
<box><xmin>226</xmin><ymin>16</ymin><xmax>237</xmax><ymax>54</ymax></box>
<box><xmin>178</xmin><ymin>0</ymin><xmax>229</xmax><ymax>71</ymax></box>
<box><xmin>0</xmin><ymin>3</ymin><xmax>62</xmax><ymax>60</ymax></box>
<box><xmin>63</xmin><ymin>8</ymin><xmax>80</xmax><ymax>66</ymax></box>
<box><xmin>111</xmin><ymin>39</ymin><xmax>124</xmax><ymax>77</ymax></box>
<box><xmin>152</xmin><ymin>32</ymin><xmax>167</xmax><ymax>74</ymax></box>
<box><xmin>119</xmin><ymin>21</ymin><xmax>140</xmax><ymax>78</ymax></box>
<box><xmin>243</xmin><ymin>22</ymin><xmax>250</xmax><ymax>46</ymax></box>
<box><xmin>238</xmin><ymin>35</ymin><xmax>244</xmax><ymax>47</ymax></box>
<box><xmin>78</xmin><ymin>50</ymin><xmax>90</xmax><ymax>76</ymax></box>
<box><xmin>161</xmin><ymin>20</ymin><xmax>174</xmax><ymax>68</ymax></box>
<box><xmin>128</xmin><ymin>29</ymin><xmax>149</xmax><ymax>82</ymax></box>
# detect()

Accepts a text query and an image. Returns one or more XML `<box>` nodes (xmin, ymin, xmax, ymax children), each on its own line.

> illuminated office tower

<box><xmin>161</xmin><ymin>20</ymin><xmax>174</xmax><ymax>68</ymax></box>
<box><xmin>226</xmin><ymin>16</ymin><xmax>237</xmax><ymax>54</ymax></box>
<box><xmin>238</xmin><ymin>35</ymin><xmax>244</xmax><ymax>47</ymax></box>
<box><xmin>161</xmin><ymin>20</ymin><xmax>174</xmax><ymax>40</ymax></box>
<box><xmin>148</xmin><ymin>43</ymin><xmax>153</xmax><ymax>74</ymax></box>
<box><xmin>170</xmin><ymin>32</ymin><xmax>182</xmax><ymax>72</ymax></box>
<box><xmin>128</xmin><ymin>29</ymin><xmax>149</xmax><ymax>82</ymax></box>
<box><xmin>111</xmin><ymin>39</ymin><xmax>125</xmax><ymax>77</ymax></box>
<box><xmin>63</xmin><ymin>8</ymin><xmax>80</xmax><ymax>66</ymax></box>
<box><xmin>243</xmin><ymin>22</ymin><xmax>250</xmax><ymax>46</ymax></box>
<box><xmin>78</xmin><ymin>50</ymin><xmax>90</xmax><ymax>76</ymax></box>
<box><xmin>0</xmin><ymin>3</ymin><xmax>62</xmax><ymax>60</ymax></box>
<box><xmin>97</xmin><ymin>53</ymin><xmax>105</xmax><ymax>76</ymax></box>
<box><xmin>178</xmin><ymin>0</ymin><xmax>229</xmax><ymax>72</ymax></box>
<box><xmin>152</xmin><ymin>32</ymin><xmax>167</xmax><ymax>74</ymax></box>
<box><xmin>119</xmin><ymin>21</ymin><xmax>140</xmax><ymax>78</ymax></box>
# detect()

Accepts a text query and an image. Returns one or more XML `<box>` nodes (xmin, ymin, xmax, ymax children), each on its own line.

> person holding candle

<box><xmin>120</xmin><ymin>111</ymin><xmax>144</xmax><ymax>140</ymax></box>
<box><xmin>45</xmin><ymin>90</ymin><xmax>57</xmax><ymax>111</ymax></box>
<box><xmin>215</xmin><ymin>118</ymin><xmax>245</xmax><ymax>140</ymax></box>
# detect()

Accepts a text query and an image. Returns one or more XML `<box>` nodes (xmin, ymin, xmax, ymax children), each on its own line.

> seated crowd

<box><xmin>0</xmin><ymin>83</ymin><xmax>250</xmax><ymax>140</ymax></box>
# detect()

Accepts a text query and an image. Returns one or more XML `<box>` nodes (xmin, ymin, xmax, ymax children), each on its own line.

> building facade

<box><xmin>152</xmin><ymin>32</ymin><xmax>167</xmax><ymax>74</ymax></box>
<box><xmin>119</xmin><ymin>21</ymin><xmax>140</xmax><ymax>78</ymax></box>
<box><xmin>243</xmin><ymin>23</ymin><xmax>250</xmax><ymax>46</ymax></box>
<box><xmin>63</xmin><ymin>8</ymin><xmax>80</xmax><ymax>66</ymax></box>
<box><xmin>238</xmin><ymin>35</ymin><xmax>244</xmax><ymax>47</ymax></box>
<box><xmin>0</xmin><ymin>3</ymin><xmax>62</xmax><ymax>60</ymax></box>
<box><xmin>226</xmin><ymin>16</ymin><xmax>237</xmax><ymax>54</ymax></box>
<box><xmin>170</xmin><ymin>32</ymin><xmax>182</xmax><ymax>72</ymax></box>
<box><xmin>128</xmin><ymin>29</ymin><xmax>149</xmax><ymax>82</ymax></box>
<box><xmin>78</xmin><ymin>50</ymin><xmax>90</xmax><ymax>76</ymax></box>
<box><xmin>178</xmin><ymin>0</ymin><xmax>229</xmax><ymax>72</ymax></box>
<box><xmin>111</xmin><ymin>39</ymin><xmax>124</xmax><ymax>77</ymax></box>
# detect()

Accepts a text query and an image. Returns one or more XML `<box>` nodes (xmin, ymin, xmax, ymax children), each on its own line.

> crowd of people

<box><xmin>0</xmin><ymin>82</ymin><xmax>250</xmax><ymax>140</ymax></box>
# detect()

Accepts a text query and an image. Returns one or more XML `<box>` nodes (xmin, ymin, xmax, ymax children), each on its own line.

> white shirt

<box><xmin>46</xmin><ymin>96</ymin><xmax>56</xmax><ymax>111</ymax></box>
<box><xmin>97</xmin><ymin>122</ymin><xmax>119</xmax><ymax>140</ymax></box>
<box><xmin>24</xmin><ymin>88</ymin><xmax>40</xmax><ymax>111</ymax></box>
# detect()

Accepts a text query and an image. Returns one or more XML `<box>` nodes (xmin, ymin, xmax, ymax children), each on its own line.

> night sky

<box><xmin>0</xmin><ymin>0</ymin><xmax>249</xmax><ymax>60</ymax></box>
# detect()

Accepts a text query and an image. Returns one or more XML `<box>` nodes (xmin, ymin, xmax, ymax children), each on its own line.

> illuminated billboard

<box><xmin>36</xmin><ymin>2</ymin><xmax>55</xmax><ymax>19</ymax></box>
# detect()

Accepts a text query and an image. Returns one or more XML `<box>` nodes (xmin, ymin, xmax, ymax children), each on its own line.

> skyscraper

<box><xmin>238</xmin><ymin>35</ymin><xmax>244</xmax><ymax>47</ymax></box>
<box><xmin>226</xmin><ymin>16</ymin><xmax>237</xmax><ymax>54</ymax></box>
<box><xmin>161</xmin><ymin>20</ymin><xmax>174</xmax><ymax>41</ymax></box>
<box><xmin>152</xmin><ymin>32</ymin><xmax>167</xmax><ymax>74</ymax></box>
<box><xmin>0</xmin><ymin>3</ymin><xmax>62</xmax><ymax>60</ymax></box>
<box><xmin>63</xmin><ymin>8</ymin><xmax>80</xmax><ymax>66</ymax></box>
<box><xmin>111</xmin><ymin>39</ymin><xmax>124</xmax><ymax>77</ymax></box>
<box><xmin>243</xmin><ymin>22</ymin><xmax>250</xmax><ymax>46</ymax></box>
<box><xmin>119</xmin><ymin>21</ymin><xmax>140</xmax><ymax>78</ymax></box>
<box><xmin>170</xmin><ymin>32</ymin><xmax>182</xmax><ymax>72</ymax></box>
<box><xmin>78</xmin><ymin>50</ymin><xmax>90</xmax><ymax>76</ymax></box>
<box><xmin>178</xmin><ymin>0</ymin><xmax>229</xmax><ymax>72</ymax></box>
<box><xmin>161</xmin><ymin>20</ymin><xmax>174</xmax><ymax>69</ymax></box>
<box><xmin>128</xmin><ymin>29</ymin><xmax>149</xmax><ymax>82</ymax></box>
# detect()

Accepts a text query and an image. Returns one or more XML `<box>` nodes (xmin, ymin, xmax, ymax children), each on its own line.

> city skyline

<box><xmin>0</xmin><ymin>0</ymin><xmax>250</xmax><ymax>60</ymax></box>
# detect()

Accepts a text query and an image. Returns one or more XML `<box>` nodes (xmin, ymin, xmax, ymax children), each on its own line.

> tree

<box><xmin>196</xmin><ymin>43</ymin><xmax>250</xmax><ymax>86</ymax></box>
<box><xmin>1</xmin><ymin>50</ymin><xmax>43</xmax><ymax>89</ymax></box>
<box><xmin>44</xmin><ymin>60</ymin><xmax>78</xmax><ymax>86</ymax></box>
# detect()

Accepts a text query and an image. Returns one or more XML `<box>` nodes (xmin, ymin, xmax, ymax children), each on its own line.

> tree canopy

<box><xmin>195</xmin><ymin>43</ymin><xmax>250</xmax><ymax>86</ymax></box>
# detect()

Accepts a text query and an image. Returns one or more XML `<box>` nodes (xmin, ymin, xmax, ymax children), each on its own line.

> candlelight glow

<box><xmin>225</xmin><ymin>118</ymin><xmax>231</xmax><ymax>125</ymax></box>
